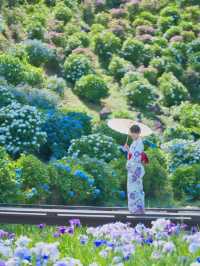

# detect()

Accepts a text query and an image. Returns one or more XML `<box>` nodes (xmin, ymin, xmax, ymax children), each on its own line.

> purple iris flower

<box><xmin>69</xmin><ymin>219</ymin><xmax>81</xmax><ymax>228</ymax></box>
<box><xmin>37</xmin><ymin>224</ymin><xmax>46</xmax><ymax>229</ymax></box>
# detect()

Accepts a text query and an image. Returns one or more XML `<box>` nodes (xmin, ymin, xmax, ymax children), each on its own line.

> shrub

<box><xmin>82</xmin><ymin>0</ymin><xmax>94</xmax><ymax>25</ymax></box>
<box><xmin>44</xmin><ymin>0</ymin><xmax>56</xmax><ymax>6</ymax></box>
<box><xmin>110</xmin><ymin>8</ymin><xmax>127</xmax><ymax>19</ymax></box>
<box><xmin>94</xmin><ymin>12</ymin><xmax>110</xmax><ymax>26</ymax></box>
<box><xmin>187</xmin><ymin>40</ymin><xmax>200</xmax><ymax>71</ymax></box>
<box><xmin>158</xmin><ymin>72</ymin><xmax>189</xmax><ymax>106</ymax></box>
<box><xmin>125</xmin><ymin>80</ymin><xmax>157</xmax><ymax>109</ymax></box>
<box><xmin>64</xmin><ymin>35</ymin><xmax>83</xmax><ymax>56</ymax></box>
<box><xmin>182</xmin><ymin>69</ymin><xmax>200</xmax><ymax>102</ymax></box>
<box><xmin>0</xmin><ymin>102</ymin><xmax>47</xmax><ymax>158</ymax></box>
<box><xmin>11</xmin><ymin>86</ymin><xmax>60</xmax><ymax>110</ymax></box>
<box><xmin>161</xmin><ymin>139</ymin><xmax>200</xmax><ymax>172</ymax></box>
<box><xmin>142</xmin><ymin>67</ymin><xmax>158</xmax><ymax>85</ymax></box>
<box><xmin>0</xmin><ymin>146</ymin><xmax>17</xmax><ymax>203</ymax></box>
<box><xmin>0</xmin><ymin>54</ymin><xmax>25</xmax><ymax>85</ymax></box>
<box><xmin>27</xmin><ymin>21</ymin><xmax>45</xmax><ymax>40</ymax></box>
<box><xmin>48</xmin><ymin>160</ymin><xmax>94</xmax><ymax>205</ymax></box>
<box><xmin>157</xmin><ymin>16</ymin><xmax>175</xmax><ymax>32</ymax></box>
<box><xmin>139</xmin><ymin>11</ymin><xmax>157</xmax><ymax>24</ymax></box>
<box><xmin>54</xmin><ymin>3</ymin><xmax>72</xmax><ymax>23</ymax></box>
<box><xmin>163</xmin><ymin>126</ymin><xmax>193</xmax><ymax>142</ymax></box>
<box><xmin>144</xmin><ymin>148</ymin><xmax>170</xmax><ymax>199</ymax></box>
<box><xmin>0</xmin><ymin>84</ymin><xmax>15</xmax><ymax>108</ymax></box>
<box><xmin>150</xmin><ymin>56</ymin><xmax>183</xmax><ymax>78</ymax></box>
<box><xmin>65</xmin><ymin>155</ymin><xmax>121</xmax><ymax>203</ymax></box>
<box><xmin>109</xmin><ymin>18</ymin><xmax>130</xmax><ymax>40</ymax></box>
<box><xmin>121</xmin><ymin>38</ymin><xmax>153</xmax><ymax>66</ymax></box>
<box><xmin>24</xmin><ymin>65</ymin><xmax>45</xmax><ymax>87</ymax></box>
<box><xmin>171</xmin><ymin>164</ymin><xmax>200</xmax><ymax>201</ymax></box>
<box><xmin>160</xmin><ymin>5</ymin><xmax>180</xmax><ymax>24</ymax></box>
<box><xmin>16</xmin><ymin>154</ymin><xmax>50</xmax><ymax>203</ymax></box>
<box><xmin>187</xmin><ymin>39</ymin><xmax>200</xmax><ymax>54</ymax></box>
<box><xmin>179</xmin><ymin>0</ymin><xmax>200</xmax><ymax>6</ymax></box>
<box><xmin>177</xmin><ymin>102</ymin><xmax>200</xmax><ymax>135</ymax></box>
<box><xmin>108</xmin><ymin>55</ymin><xmax>134</xmax><ymax>81</ymax></box>
<box><xmin>73</xmin><ymin>32</ymin><xmax>90</xmax><ymax>48</ymax></box>
<box><xmin>182</xmin><ymin>31</ymin><xmax>196</xmax><ymax>42</ymax></box>
<box><xmin>163</xmin><ymin>26</ymin><xmax>181</xmax><ymax>40</ymax></box>
<box><xmin>184</xmin><ymin>6</ymin><xmax>200</xmax><ymax>22</ymax></box>
<box><xmin>68</xmin><ymin>133</ymin><xmax>120</xmax><ymax>163</ymax></box>
<box><xmin>74</xmin><ymin>74</ymin><xmax>109</xmax><ymax>103</ymax></box>
<box><xmin>93</xmin><ymin>31</ymin><xmax>121</xmax><ymax>63</ymax></box>
<box><xmin>189</xmin><ymin>52</ymin><xmax>200</xmax><ymax>72</ymax></box>
<box><xmin>24</xmin><ymin>39</ymin><xmax>56</xmax><ymax>67</ymax></box>
<box><xmin>164</xmin><ymin>42</ymin><xmax>187</xmax><ymax>66</ymax></box>
<box><xmin>90</xmin><ymin>23</ymin><xmax>105</xmax><ymax>34</ymax></box>
<box><xmin>43</xmin><ymin>110</ymin><xmax>92</xmax><ymax>159</ymax></box>
<box><xmin>125</xmin><ymin>1</ymin><xmax>140</xmax><ymax>21</ymax></box>
<box><xmin>94</xmin><ymin>0</ymin><xmax>106</xmax><ymax>13</ymax></box>
<box><xmin>121</xmin><ymin>71</ymin><xmax>144</xmax><ymax>87</ymax></box>
<box><xmin>46</xmin><ymin>75</ymin><xmax>66</xmax><ymax>97</ymax></box>
<box><xmin>63</xmin><ymin>53</ymin><xmax>94</xmax><ymax>84</ymax></box>
<box><xmin>149</xmin><ymin>57</ymin><xmax>166</xmax><ymax>76</ymax></box>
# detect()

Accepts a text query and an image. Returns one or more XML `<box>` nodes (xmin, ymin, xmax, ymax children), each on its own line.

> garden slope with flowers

<box><xmin>0</xmin><ymin>0</ymin><xmax>200</xmax><ymax>208</ymax></box>
<box><xmin>0</xmin><ymin>218</ymin><xmax>200</xmax><ymax>265</ymax></box>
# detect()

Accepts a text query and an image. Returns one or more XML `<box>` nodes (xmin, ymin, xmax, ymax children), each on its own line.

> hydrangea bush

<box><xmin>43</xmin><ymin>110</ymin><xmax>92</xmax><ymax>159</ymax></box>
<box><xmin>121</xmin><ymin>38</ymin><xmax>153</xmax><ymax>66</ymax></box>
<box><xmin>0</xmin><ymin>54</ymin><xmax>25</xmax><ymax>85</ymax></box>
<box><xmin>65</xmin><ymin>155</ymin><xmax>121</xmax><ymax>203</ymax></box>
<box><xmin>49</xmin><ymin>160</ymin><xmax>95</xmax><ymax>204</ymax></box>
<box><xmin>161</xmin><ymin>139</ymin><xmax>200</xmax><ymax>172</ymax></box>
<box><xmin>176</xmin><ymin>102</ymin><xmax>200</xmax><ymax>135</ymax></box>
<box><xmin>108</xmin><ymin>55</ymin><xmax>134</xmax><ymax>81</ymax></box>
<box><xmin>0</xmin><ymin>84</ymin><xmax>15</xmax><ymax>108</ymax></box>
<box><xmin>46</xmin><ymin>75</ymin><xmax>66</xmax><ymax>97</ymax></box>
<box><xmin>68</xmin><ymin>133</ymin><xmax>121</xmax><ymax>163</ymax></box>
<box><xmin>0</xmin><ymin>102</ymin><xmax>47</xmax><ymax>158</ymax></box>
<box><xmin>74</xmin><ymin>74</ymin><xmax>109</xmax><ymax>103</ymax></box>
<box><xmin>125</xmin><ymin>80</ymin><xmax>157</xmax><ymax>109</ymax></box>
<box><xmin>63</xmin><ymin>53</ymin><xmax>94</xmax><ymax>84</ymax></box>
<box><xmin>0</xmin><ymin>146</ymin><xmax>17</xmax><ymax>203</ymax></box>
<box><xmin>93</xmin><ymin>31</ymin><xmax>121</xmax><ymax>63</ymax></box>
<box><xmin>158</xmin><ymin>72</ymin><xmax>189</xmax><ymax>106</ymax></box>
<box><xmin>11</xmin><ymin>86</ymin><xmax>60</xmax><ymax>110</ymax></box>
<box><xmin>24</xmin><ymin>39</ymin><xmax>56</xmax><ymax>67</ymax></box>
<box><xmin>171</xmin><ymin>163</ymin><xmax>200</xmax><ymax>201</ymax></box>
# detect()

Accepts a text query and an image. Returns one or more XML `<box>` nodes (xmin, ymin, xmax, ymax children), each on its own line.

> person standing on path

<box><xmin>124</xmin><ymin>125</ymin><xmax>146</xmax><ymax>214</ymax></box>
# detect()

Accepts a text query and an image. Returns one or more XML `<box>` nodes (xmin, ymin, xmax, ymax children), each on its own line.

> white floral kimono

<box><xmin>126</xmin><ymin>138</ymin><xmax>145</xmax><ymax>214</ymax></box>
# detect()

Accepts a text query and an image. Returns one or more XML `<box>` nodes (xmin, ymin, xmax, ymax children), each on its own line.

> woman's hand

<box><xmin>124</xmin><ymin>144</ymin><xmax>129</xmax><ymax>151</ymax></box>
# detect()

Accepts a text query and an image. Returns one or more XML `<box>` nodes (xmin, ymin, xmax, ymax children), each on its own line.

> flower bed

<box><xmin>0</xmin><ymin>218</ymin><xmax>199</xmax><ymax>265</ymax></box>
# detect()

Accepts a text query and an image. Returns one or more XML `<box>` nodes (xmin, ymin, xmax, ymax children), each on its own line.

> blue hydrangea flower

<box><xmin>119</xmin><ymin>191</ymin><xmax>126</xmax><ymax>200</ymax></box>
<box><xmin>68</xmin><ymin>191</ymin><xmax>75</xmax><ymax>198</ymax></box>
<box><xmin>93</xmin><ymin>188</ymin><xmax>101</xmax><ymax>198</ymax></box>
<box><xmin>74</xmin><ymin>170</ymin><xmax>88</xmax><ymax>180</ymax></box>
<box><xmin>88</xmin><ymin>178</ymin><xmax>95</xmax><ymax>186</ymax></box>
<box><xmin>65</xmin><ymin>165</ymin><xmax>71</xmax><ymax>173</ymax></box>
<box><xmin>40</xmin><ymin>184</ymin><xmax>49</xmax><ymax>192</ymax></box>
<box><xmin>15</xmin><ymin>168</ymin><xmax>22</xmax><ymax>178</ymax></box>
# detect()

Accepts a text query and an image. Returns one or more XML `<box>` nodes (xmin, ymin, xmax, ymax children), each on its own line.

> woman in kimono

<box><xmin>124</xmin><ymin>125</ymin><xmax>145</xmax><ymax>214</ymax></box>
